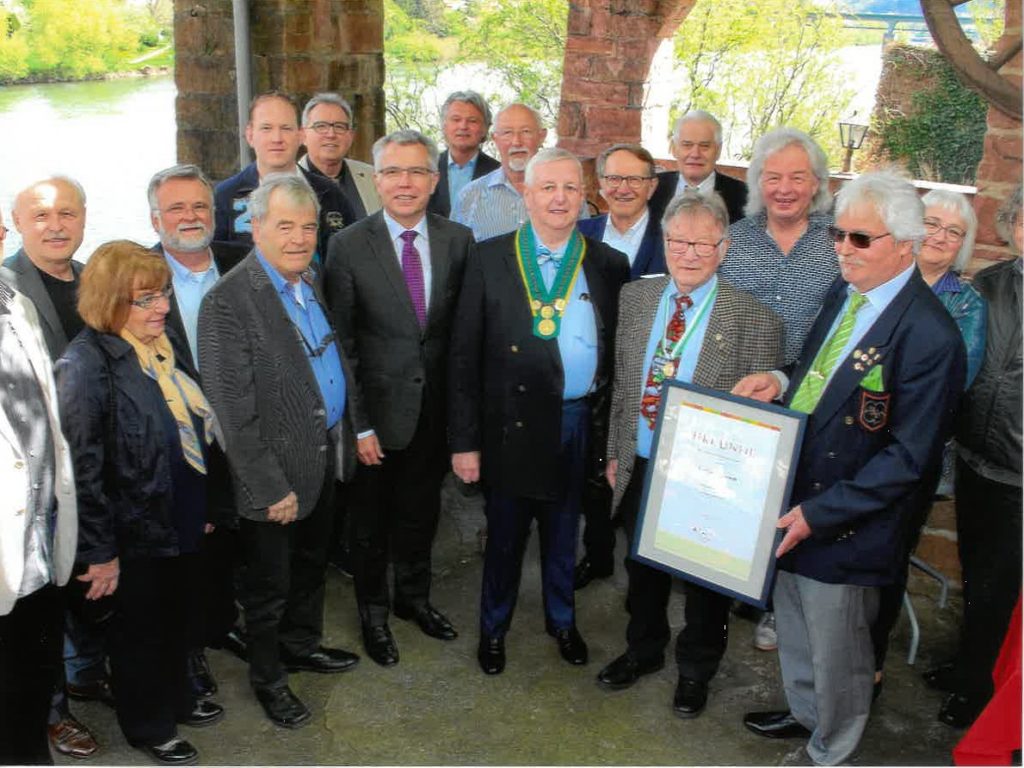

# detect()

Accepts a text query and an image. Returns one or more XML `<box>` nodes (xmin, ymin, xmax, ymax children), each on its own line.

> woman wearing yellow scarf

<box><xmin>55</xmin><ymin>240</ymin><xmax>223</xmax><ymax>765</ymax></box>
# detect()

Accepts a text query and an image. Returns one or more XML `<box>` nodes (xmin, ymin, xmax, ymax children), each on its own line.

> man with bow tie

<box><xmin>449</xmin><ymin>148</ymin><xmax>629</xmax><ymax>675</ymax></box>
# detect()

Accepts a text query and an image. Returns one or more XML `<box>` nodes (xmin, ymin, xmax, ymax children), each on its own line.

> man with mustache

<box><xmin>299</xmin><ymin>92</ymin><xmax>381</xmax><ymax>220</ymax></box>
<box><xmin>451</xmin><ymin>103</ymin><xmax>587</xmax><ymax>241</ymax></box>
<box><xmin>1</xmin><ymin>176</ymin><xmax>104</xmax><ymax>760</ymax></box>
<box><xmin>428</xmin><ymin>91</ymin><xmax>500</xmax><ymax>218</ymax></box>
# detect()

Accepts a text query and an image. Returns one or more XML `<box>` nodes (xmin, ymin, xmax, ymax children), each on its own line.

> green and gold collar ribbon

<box><xmin>514</xmin><ymin>223</ymin><xmax>586</xmax><ymax>340</ymax></box>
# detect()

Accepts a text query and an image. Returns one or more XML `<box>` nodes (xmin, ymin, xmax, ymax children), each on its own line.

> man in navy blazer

<box><xmin>648</xmin><ymin>110</ymin><xmax>747</xmax><ymax>226</ymax></box>
<box><xmin>428</xmin><ymin>91</ymin><xmax>501</xmax><ymax>218</ymax></box>
<box><xmin>733</xmin><ymin>171</ymin><xmax>966</xmax><ymax>765</ymax></box>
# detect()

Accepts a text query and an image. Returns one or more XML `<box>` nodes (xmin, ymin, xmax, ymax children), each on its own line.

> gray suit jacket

<box><xmin>0</xmin><ymin>250</ymin><xmax>84</xmax><ymax>360</ymax></box>
<box><xmin>197</xmin><ymin>252</ymin><xmax>359</xmax><ymax>521</ymax></box>
<box><xmin>607</xmin><ymin>276</ymin><xmax>784</xmax><ymax>511</ymax></box>
<box><xmin>324</xmin><ymin>211</ymin><xmax>473</xmax><ymax>450</ymax></box>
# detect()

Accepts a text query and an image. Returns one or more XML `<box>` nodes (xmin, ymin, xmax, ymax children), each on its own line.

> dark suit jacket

<box><xmin>648</xmin><ymin>170</ymin><xmax>748</xmax><ymax>226</ymax></box>
<box><xmin>607</xmin><ymin>277</ymin><xmax>783</xmax><ymax>511</ymax></box>
<box><xmin>324</xmin><ymin>212</ymin><xmax>473</xmax><ymax>450</ymax></box>
<box><xmin>0</xmin><ymin>249</ymin><xmax>84</xmax><ymax>360</ymax></box>
<box><xmin>449</xmin><ymin>232</ymin><xmax>630</xmax><ymax>500</ymax></box>
<box><xmin>197</xmin><ymin>252</ymin><xmax>360</xmax><ymax>521</ymax></box>
<box><xmin>428</xmin><ymin>149</ymin><xmax>501</xmax><ymax>218</ymax></box>
<box><xmin>150</xmin><ymin>241</ymin><xmax>248</xmax><ymax>371</ymax></box>
<box><xmin>576</xmin><ymin>213</ymin><xmax>666</xmax><ymax>278</ymax></box>
<box><xmin>780</xmin><ymin>271</ymin><xmax>966</xmax><ymax>586</ymax></box>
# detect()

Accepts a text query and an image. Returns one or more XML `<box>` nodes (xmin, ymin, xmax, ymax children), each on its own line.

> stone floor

<box><xmin>57</xmin><ymin>505</ymin><xmax>967</xmax><ymax>766</ymax></box>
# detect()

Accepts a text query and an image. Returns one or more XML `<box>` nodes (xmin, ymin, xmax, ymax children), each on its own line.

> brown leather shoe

<box><xmin>49</xmin><ymin>716</ymin><xmax>99</xmax><ymax>759</ymax></box>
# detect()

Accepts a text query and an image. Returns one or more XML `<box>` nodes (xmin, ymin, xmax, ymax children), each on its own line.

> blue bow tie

<box><xmin>536</xmin><ymin>247</ymin><xmax>562</xmax><ymax>266</ymax></box>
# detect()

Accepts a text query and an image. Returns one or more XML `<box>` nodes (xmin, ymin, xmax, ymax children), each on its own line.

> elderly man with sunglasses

<box><xmin>733</xmin><ymin>170</ymin><xmax>966</xmax><ymax>766</ymax></box>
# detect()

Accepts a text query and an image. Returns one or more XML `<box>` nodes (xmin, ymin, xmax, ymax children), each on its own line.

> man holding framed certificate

<box><xmin>734</xmin><ymin>171</ymin><xmax>966</xmax><ymax>765</ymax></box>
<box><xmin>600</xmin><ymin>190</ymin><xmax>783</xmax><ymax>717</ymax></box>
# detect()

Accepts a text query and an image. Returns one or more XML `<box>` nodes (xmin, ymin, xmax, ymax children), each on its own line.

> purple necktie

<box><xmin>400</xmin><ymin>230</ymin><xmax>426</xmax><ymax>328</ymax></box>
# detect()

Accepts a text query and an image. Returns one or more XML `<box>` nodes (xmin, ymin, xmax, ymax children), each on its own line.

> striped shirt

<box><xmin>720</xmin><ymin>211</ymin><xmax>838</xmax><ymax>364</ymax></box>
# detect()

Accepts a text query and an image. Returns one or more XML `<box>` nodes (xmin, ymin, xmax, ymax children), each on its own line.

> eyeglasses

<box><xmin>162</xmin><ymin>203</ymin><xmax>211</xmax><ymax>217</ymax></box>
<box><xmin>601</xmin><ymin>174</ymin><xmax>654</xmax><ymax>190</ymax></box>
<box><xmin>923</xmin><ymin>218</ymin><xmax>966</xmax><ymax>243</ymax></box>
<box><xmin>827</xmin><ymin>225</ymin><xmax>892</xmax><ymax>249</ymax></box>
<box><xmin>129</xmin><ymin>285</ymin><xmax>173</xmax><ymax>309</ymax></box>
<box><xmin>298</xmin><ymin>329</ymin><xmax>336</xmax><ymax>359</ymax></box>
<box><xmin>493</xmin><ymin>128</ymin><xmax>538</xmax><ymax>140</ymax></box>
<box><xmin>664</xmin><ymin>237</ymin><xmax>723</xmax><ymax>258</ymax></box>
<box><xmin>377</xmin><ymin>166</ymin><xmax>435</xmax><ymax>180</ymax></box>
<box><xmin>308</xmin><ymin>121</ymin><xmax>351</xmax><ymax>135</ymax></box>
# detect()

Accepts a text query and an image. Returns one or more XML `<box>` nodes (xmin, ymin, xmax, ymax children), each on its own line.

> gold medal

<box><xmin>540</xmin><ymin>305</ymin><xmax>555</xmax><ymax>319</ymax></box>
<box><xmin>537</xmin><ymin>318</ymin><xmax>556</xmax><ymax>336</ymax></box>
<box><xmin>531</xmin><ymin>299</ymin><xmax>542</xmax><ymax>311</ymax></box>
<box><xmin>553</xmin><ymin>298</ymin><xmax>567</xmax><ymax>312</ymax></box>
<box><xmin>662</xmin><ymin>361</ymin><xmax>676</xmax><ymax>377</ymax></box>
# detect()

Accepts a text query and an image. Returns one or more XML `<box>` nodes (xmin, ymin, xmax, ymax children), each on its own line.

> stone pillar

<box><xmin>557</xmin><ymin>0</ymin><xmax>697</xmax><ymax>158</ymax></box>
<box><xmin>174</xmin><ymin>0</ymin><xmax>385</xmax><ymax>182</ymax></box>
<box><xmin>970</xmin><ymin>1</ymin><xmax>1022</xmax><ymax>270</ymax></box>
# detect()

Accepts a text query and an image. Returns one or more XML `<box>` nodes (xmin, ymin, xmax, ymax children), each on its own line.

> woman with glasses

<box><xmin>54</xmin><ymin>241</ymin><xmax>223</xmax><ymax>765</ymax></box>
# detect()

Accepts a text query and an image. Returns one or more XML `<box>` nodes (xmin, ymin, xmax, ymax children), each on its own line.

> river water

<box><xmin>0</xmin><ymin>75</ymin><xmax>177</xmax><ymax>260</ymax></box>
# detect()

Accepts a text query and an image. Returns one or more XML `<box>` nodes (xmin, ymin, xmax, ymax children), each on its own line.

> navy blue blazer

<box><xmin>779</xmin><ymin>271</ymin><xmax>966</xmax><ymax>586</ymax></box>
<box><xmin>576</xmin><ymin>214</ymin><xmax>665</xmax><ymax>279</ymax></box>
<box><xmin>428</xmin><ymin>149</ymin><xmax>501</xmax><ymax>218</ymax></box>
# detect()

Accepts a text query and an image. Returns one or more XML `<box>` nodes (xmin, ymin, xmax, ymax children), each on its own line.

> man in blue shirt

<box><xmin>428</xmin><ymin>91</ymin><xmax>500</xmax><ymax>218</ymax></box>
<box><xmin>199</xmin><ymin>174</ymin><xmax>361</xmax><ymax>730</ymax></box>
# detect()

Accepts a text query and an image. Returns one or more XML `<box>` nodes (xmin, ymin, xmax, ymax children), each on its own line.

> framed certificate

<box><xmin>632</xmin><ymin>381</ymin><xmax>807</xmax><ymax>608</ymax></box>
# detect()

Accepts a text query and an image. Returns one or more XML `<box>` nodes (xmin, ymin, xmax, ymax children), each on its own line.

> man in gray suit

<box><xmin>198</xmin><ymin>174</ymin><xmax>361</xmax><ymax>730</ymax></box>
<box><xmin>598</xmin><ymin>191</ymin><xmax>783</xmax><ymax>718</ymax></box>
<box><xmin>2</xmin><ymin>176</ymin><xmax>87</xmax><ymax>360</ymax></box>
<box><xmin>325</xmin><ymin>129</ymin><xmax>473</xmax><ymax>667</ymax></box>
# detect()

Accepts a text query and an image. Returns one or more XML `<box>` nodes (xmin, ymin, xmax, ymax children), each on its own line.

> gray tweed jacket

<box><xmin>607</xmin><ymin>276</ymin><xmax>784</xmax><ymax>511</ymax></box>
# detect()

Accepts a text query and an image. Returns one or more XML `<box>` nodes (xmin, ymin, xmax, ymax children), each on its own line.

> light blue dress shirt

<box><xmin>536</xmin><ymin>238</ymin><xmax>598</xmax><ymax>400</ymax></box>
<box><xmin>162</xmin><ymin>248</ymin><xmax>220</xmax><ymax>368</ymax></box>
<box><xmin>447</xmin><ymin>151</ymin><xmax>479</xmax><ymax>208</ymax></box>
<box><xmin>636</xmin><ymin>275</ymin><xmax>717</xmax><ymax>459</ymax></box>
<box><xmin>382</xmin><ymin>211</ymin><xmax>432</xmax><ymax>307</ymax></box>
<box><xmin>602</xmin><ymin>210</ymin><xmax>649</xmax><ymax>267</ymax></box>
<box><xmin>254</xmin><ymin>249</ymin><xmax>346</xmax><ymax>429</ymax></box>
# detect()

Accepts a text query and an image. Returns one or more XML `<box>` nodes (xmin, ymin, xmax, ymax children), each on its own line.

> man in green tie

<box><xmin>732</xmin><ymin>170</ymin><xmax>966</xmax><ymax>765</ymax></box>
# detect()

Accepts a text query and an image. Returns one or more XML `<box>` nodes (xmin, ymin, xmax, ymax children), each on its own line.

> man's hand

<box><xmin>452</xmin><ymin>451</ymin><xmax>481</xmax><ymax>484</ymax></box>
<box><xmin>77</xmin><ymin>558</ymin><xmax>119</xmax><ymax>600</ymax></box>
<box><xmin>605</xmin><ymin>458</ymin><xmax>618</xmax><ymax>490</ymax></box>
<box><xmin>732</xmin><ymin>373</ymin><xmax>782</xmax><ymax>403</ymax></box>
<box><xmin>776</xmin><ymin>505</ymin><xmax>812</xmax><ymax>557</ymax></box>
<box><xmin>357</xmin><ymin>434</ymin><xmax>385</xmax><ymax>466</ymax></box>
<box><xmin>267</xmin><ymin>491</ymin><xmax>299</xmax><ymax>525</ymax></box>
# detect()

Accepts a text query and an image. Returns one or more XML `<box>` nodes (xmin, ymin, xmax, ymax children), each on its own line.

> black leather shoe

<box><xmin>66</xmin><ymin>678</ymin><xmax>116</xmax><ymax>708</ymax></box>
<box><xmin>574</xmin><ymin>557</ymin><xmax>613</xmax><ymax>590</ymax></box>
<box><xmin>211</xmin><ymin>626</ymin><xmax>248</xmax><ymax>662</ymax></box>
<box><xmin>597</xmin><ymin>652</ymin><xmax>664</xmax><ymax>690</ymax></box>
<box><xmin>187</xmin><ymin>650</ymin><xmax>217</xmax><ymax>699</ymax></box>
<box><xmin>282</xmin><ymin>645</ymin><xmax>360</xmax><ymax>673</ymax></box>
<box><xmin>178</xmin><ymin>699</ymin><xmax>224</xmax><ymax>728</ymax></box>
<box><xmin>743</xmin><ymin>710</ymin><xmax>812</xmax><ymax>739</ymax></box>
<box><xmin>478</xmin><ymin>635</ymin><xmax>505</xmax><ymax>675</ymax></box>
<box><xmin>255</xmin><ymin>686</ymin><xmax>311</xmax><ymax>729</ymax></box>
<box><xmin>938</xmin><ymin>692</ymin><xmax>987</xmax><ymax>728</ymax></box>
<box><xmin>923</xmin><ymin>661</ymin><xmax>958</xmax><ymax>692</ymax></box>
<box><xmin>362</xmin><ymin>625</ymin><xmax>399</xmax><ymax>667</ymax></box>
<box><xmin>673</xmin><ymin>677</ymin><xmax>708</xmax><ymax>718</ymax></box>
<box><xmin>551</xmin><ymin>626</ymin><xmax>588</xmax><ymax>665</ymax></box>
<box><xmin>394</xmin><ymin>603</ymin><xmax>458</xmax><ymax>641</ymax></box>
<box><xmin>142</xmin><ymin>737</ymin><xmax>199</xmax><ymax>765</ymax></box>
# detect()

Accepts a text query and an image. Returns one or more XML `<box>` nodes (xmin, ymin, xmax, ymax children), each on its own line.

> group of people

<box><xmin>0</xmin><ymin>85</ymin><xmax>1019</xmax><ymax>768</ymax></box>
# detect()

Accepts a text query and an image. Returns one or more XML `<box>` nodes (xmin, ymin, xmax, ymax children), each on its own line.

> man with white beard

<box><xmin>451</xmin><ymin>103</ymin><xmax>588</xmax><ymax>241</ymax></box>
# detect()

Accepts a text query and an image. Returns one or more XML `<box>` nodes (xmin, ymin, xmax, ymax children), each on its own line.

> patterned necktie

<box><xmin>789</xmin><ymin>292</ymin><xmax>868</xmax><ymax>413</ymax></box>
<box><xmin>400</xmin><ymin>230</ymin><xmax>427</xmax><ymax>328</ymax></box>
<box><xmin>640</xmin><ymin>294</ymin><xmax>693</xmax><ymax>429</ymax></box>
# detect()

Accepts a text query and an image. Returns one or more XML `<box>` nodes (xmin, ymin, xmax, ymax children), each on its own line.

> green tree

<box><xmin>673</xmin><ymin>0</ymin><xmax>854</xmax><ymax>163</ymax></box>
<box><xmin>21</xmin><ymin>0</ymin><xmax>139</xmax><ymax>78</ymax></box>
<box><xmin>0</xmin><ymin>7</ymin><xmax>29</xmax><ymax>81</ymax></box>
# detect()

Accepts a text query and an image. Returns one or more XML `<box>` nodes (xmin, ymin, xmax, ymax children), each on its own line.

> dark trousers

<box><xmin>951</xmin><ymin>458</ymin><xmax>1022</xmax><ymax>699</ymax></box>
<box><xmin>621</xmin><ymin>457</ymin><xmax>730</xmax><ymax>681</ymax></box>
<box><xmin>350</xmin><ymin>404</ymin><xmax>446</xmax><ymax>627</ymax></box>
<box><xmin>580</xmin><ymin>474</ymin><xmax>616</xmax><ymax>571</ymax></box>
<box><xmin>198</xmin><ymin>525</ymin><xmax>241</xmax><ymax>647</ymax></box>
<box><xmin>480</xmin><ymin>400</ymin><xmax>589</xmax><ymax>638</ymax></box>
<box><xmin>238</xmin><ymin>459</ymin><xmax>335</xmax><ymax>691</ymax></box>
<box><xmin>0</xmin><ymin>584</ymin><xmax>63</xmax><ymax>765</ymax></box>
<box><xmin>108</xmin><ymin>556</ymin><xmax>195</xmax><ymax>747</ymax></box>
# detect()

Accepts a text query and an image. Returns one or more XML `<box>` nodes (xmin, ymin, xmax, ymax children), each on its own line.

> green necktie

<box><xmin>790</xmin><ymin>292</ymin><xmax>868</xmax><ymax>414</ymax></box>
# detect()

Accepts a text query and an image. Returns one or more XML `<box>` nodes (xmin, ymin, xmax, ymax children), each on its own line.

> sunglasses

<box><xmin>827</xmin><ymin>225</ymin><xmax>892</xmax><ymax>249</ymax></box>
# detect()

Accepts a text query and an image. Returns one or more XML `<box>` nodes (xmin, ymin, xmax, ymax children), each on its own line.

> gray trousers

<box><xmin>774</xmin><ymin>570</ymin><xmax>878</xmax><ymax>766</ymax></box>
